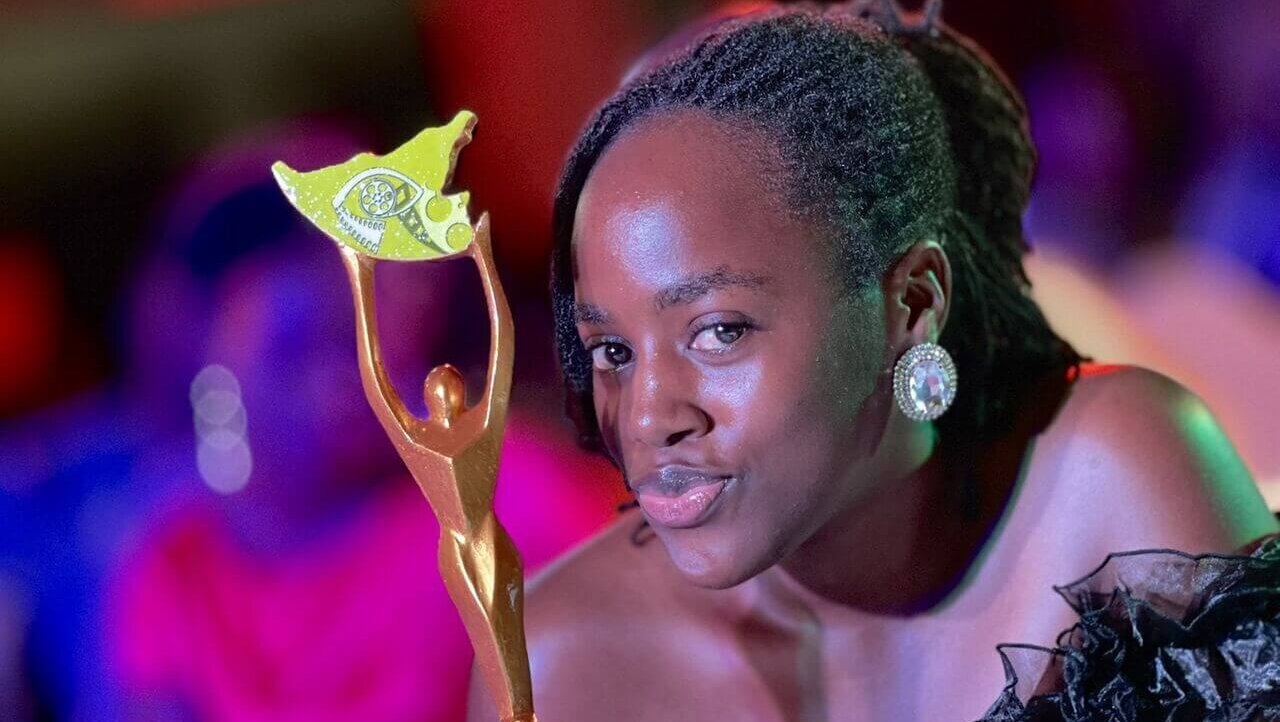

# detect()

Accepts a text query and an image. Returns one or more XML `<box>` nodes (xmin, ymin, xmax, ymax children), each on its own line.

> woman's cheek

<box><xmin>706</xmin><ymin>351</ymin><xmax>807</xmax><ymax>452</ymax></box>
<box><xmin>592</xmin><ymin>376</ymin><xmax>625</xmax><ymax>463</ymax></box>
<box><xmin>707</xmin><ymin>356</ymin><xmax>765</xmax><ymax>413</ymax></box>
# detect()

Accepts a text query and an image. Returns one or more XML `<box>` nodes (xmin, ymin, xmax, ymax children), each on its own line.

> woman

<box><xmin>469</xmin><ymin>3</ymin><xmax>1280</xmax><ymax>721</ymax></box>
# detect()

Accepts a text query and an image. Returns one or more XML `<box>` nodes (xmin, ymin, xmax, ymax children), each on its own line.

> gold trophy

<box><xmin>272</xmin><ymin>111</ymin><xmax>536</xmax><ymax>722</ymax></box>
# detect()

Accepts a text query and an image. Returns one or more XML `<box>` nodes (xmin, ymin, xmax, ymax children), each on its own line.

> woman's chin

<box><xmin>658</xmin><ymin>532</ymin><xmax>769</xmax><ymax>590</ymax></box>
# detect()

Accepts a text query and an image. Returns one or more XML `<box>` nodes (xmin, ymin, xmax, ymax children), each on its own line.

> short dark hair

<box><xmin>551</xmin><ymin>1</ymin><xmax>1081</xmax><ymax>452</ymax></box>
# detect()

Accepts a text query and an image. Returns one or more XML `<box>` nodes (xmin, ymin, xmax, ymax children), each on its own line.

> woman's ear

<box><xmin>882</xmin><ymin>240</ymin><xmax>952</xmax><ymax>352</ymax></box>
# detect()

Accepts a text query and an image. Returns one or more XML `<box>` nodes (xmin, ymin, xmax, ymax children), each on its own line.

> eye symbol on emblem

<box><xmin>331</xmin><ymin>168</ymin><xmax>426</xmax><ymax>253</ymax></box>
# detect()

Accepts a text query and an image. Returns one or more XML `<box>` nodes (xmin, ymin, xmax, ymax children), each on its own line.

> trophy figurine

<box><xmin>272</xmin><ymin>111</ymin><xmax>536</xmax><ymax>722</ymax></box>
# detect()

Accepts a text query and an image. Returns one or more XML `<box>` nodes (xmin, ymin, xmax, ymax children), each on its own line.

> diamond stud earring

<box><xmin>892</xmin><ymin>342</ymin><xmax>958</xmax><ymax>422</ymax></box>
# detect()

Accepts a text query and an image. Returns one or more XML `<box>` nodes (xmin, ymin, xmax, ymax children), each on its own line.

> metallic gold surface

<box><xmin>272</xmin><ymin>114</ymin><xmax>537</xmax><ymax>721</ymax></box>
<box><xmin>340</xmin><ymin>215</ymin><xmax>535</xmax><ymax>722</ymax></box>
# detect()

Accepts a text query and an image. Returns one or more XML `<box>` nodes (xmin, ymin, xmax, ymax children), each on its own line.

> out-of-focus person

<box><xmin>1171</xmin><ymin>0</ymin><xmax>1280</xmax><ymax>286</ymax></box>
<box><xmin>1022</xmin><ymin>6</ymin><xmax>1280</xmax><ymax>504</ymax></box>
<box><xmin>0</xmin><ymin>120</ymin><xmax>380</xmax><ymax>721</ymax></box>
<box><xmin>1023</xmin><ymin>58</ymin><xmax>1141</xmax><ymax>270</ymax></box>
<box><xmin>1018</xmin><ymin>54</ymin><xmax>1176</xmax><ymax>431</ymax></box>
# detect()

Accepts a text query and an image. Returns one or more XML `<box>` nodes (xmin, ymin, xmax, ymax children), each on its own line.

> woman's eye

<box><xmin>690</xmin><ymin>323</ymin><xmax>748</xmax><ymax>352</ymax></box>
<box><xmin>590</xmin><ymin>342</ymin><xmax>634</xmax><ymax>371</ymax></box>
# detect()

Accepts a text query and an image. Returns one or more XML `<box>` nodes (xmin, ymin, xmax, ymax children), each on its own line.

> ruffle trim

<box><xmin>979</xmin><ymin>536</ymin><xmax>1280</xmax><ymax>722</ymax></box>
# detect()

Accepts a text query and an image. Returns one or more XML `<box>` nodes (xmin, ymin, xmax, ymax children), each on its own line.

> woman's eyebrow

<box><xmin>574</xmin><ymin>267</ymin><xmax>773</xmax><ymax>325</ymax></box>
<box><xmin>654</xmin><ymin>266</ymin><xmax>773</xmax><ymax>310</ymax></box>
<box><xmin>574</xmin><ymin>301</ymin><xmax>612</xmax><ymax>325</ymax></box>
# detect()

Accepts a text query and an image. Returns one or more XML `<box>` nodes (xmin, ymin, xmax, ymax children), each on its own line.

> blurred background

<box><xmin>0</xmin><ymin>0</ymin><xmax>1277</xmax><ymax>719</ymax></box>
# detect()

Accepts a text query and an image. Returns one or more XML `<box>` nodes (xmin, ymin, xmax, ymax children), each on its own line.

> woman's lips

<box><xmin>633</xmin><ymin>470</ymin><xmax>730</xmax><ymax>529</ymax></box>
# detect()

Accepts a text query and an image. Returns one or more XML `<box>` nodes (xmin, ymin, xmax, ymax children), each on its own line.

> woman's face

<box><xmin>572</xmin><ymin>111</ymin><xmax>892</xmax><ymax>588</ymax></box>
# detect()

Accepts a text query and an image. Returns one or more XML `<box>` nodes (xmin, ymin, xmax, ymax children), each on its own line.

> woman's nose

<box><xmin>628</xmin><ymin>352</ymin><xmax>711</xmax><ymax>449</ymax></box>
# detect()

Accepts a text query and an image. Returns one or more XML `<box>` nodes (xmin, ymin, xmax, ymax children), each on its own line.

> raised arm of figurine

<box><xmin>466</xmin><ymin>213</ymin><xmax>514</xmax><ymax>435</ymax></box>
<box><xmin>343</xmin><ymin>214</ymin><xmax>510</xmax><ymax>449</ymax></box>
<box><xmin>339</xmin><ymin>247</ymin><xmax>424</xmax><ymax>443</ymax></box>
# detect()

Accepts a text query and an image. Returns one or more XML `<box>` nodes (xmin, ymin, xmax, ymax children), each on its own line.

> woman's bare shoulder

<box><xmin>517</xmin><ymin>510</ymin><xmax>709</xmax><ymax>717</ymax></box>
<box><xmin>1031</xmin><ymin>364</ymin><xmax>1278</xmax><ymax>555</ymax></box>
<box><xmin>525</xmin><ymin>509</ymin><xmax>684</xmax><ymax>646</ymax></box>
<box><xmin>527</xmin><ymin>508</ymin><xmax>668</xmax><ymax>595</ymax></box>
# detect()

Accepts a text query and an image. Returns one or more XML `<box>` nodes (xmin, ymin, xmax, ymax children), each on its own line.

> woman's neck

<box><xmin>766</xmin><ymin>363</ymin><xmax>1077</xmax><ymax>620</ymax></box>
<box><xmin>773</xmin><ymin>416</ymin><xmax>1002</xmax><ymax>616</ymax></box>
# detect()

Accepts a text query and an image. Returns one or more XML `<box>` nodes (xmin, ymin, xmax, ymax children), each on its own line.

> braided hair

<box><xmin>551</xmin><ymin>1</ymin><xmax>1081</xmax><ymax>454</ymax></box>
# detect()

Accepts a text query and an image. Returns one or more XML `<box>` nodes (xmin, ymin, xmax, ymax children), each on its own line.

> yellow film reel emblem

<box><xmin>272</xmin><ymin>110</ymin><xmax>476</xmax><ymax>260</ymax></box>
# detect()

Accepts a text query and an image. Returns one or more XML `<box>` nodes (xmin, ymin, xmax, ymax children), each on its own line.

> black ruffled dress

<box><xmin>979</xmin><ymin>535</ymin><xmax>1280</xmax><ymax>722</ymax></box>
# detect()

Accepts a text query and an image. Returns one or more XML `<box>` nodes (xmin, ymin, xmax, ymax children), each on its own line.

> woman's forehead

<box><xmin>571</xmin><ymin>111</ymin><xmax>818</xmax><ymax>289</ymax></box>
<box><xmin>578</xmin><ymin>111</ymin><xmax>783</xmax><ymax>217</ymax></box>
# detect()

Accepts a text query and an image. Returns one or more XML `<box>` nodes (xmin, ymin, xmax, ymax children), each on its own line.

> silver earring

<box><xmin>892</xmin><ymin>342</ymin><xmax>957</xmax><ymax>422</ymax></box>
